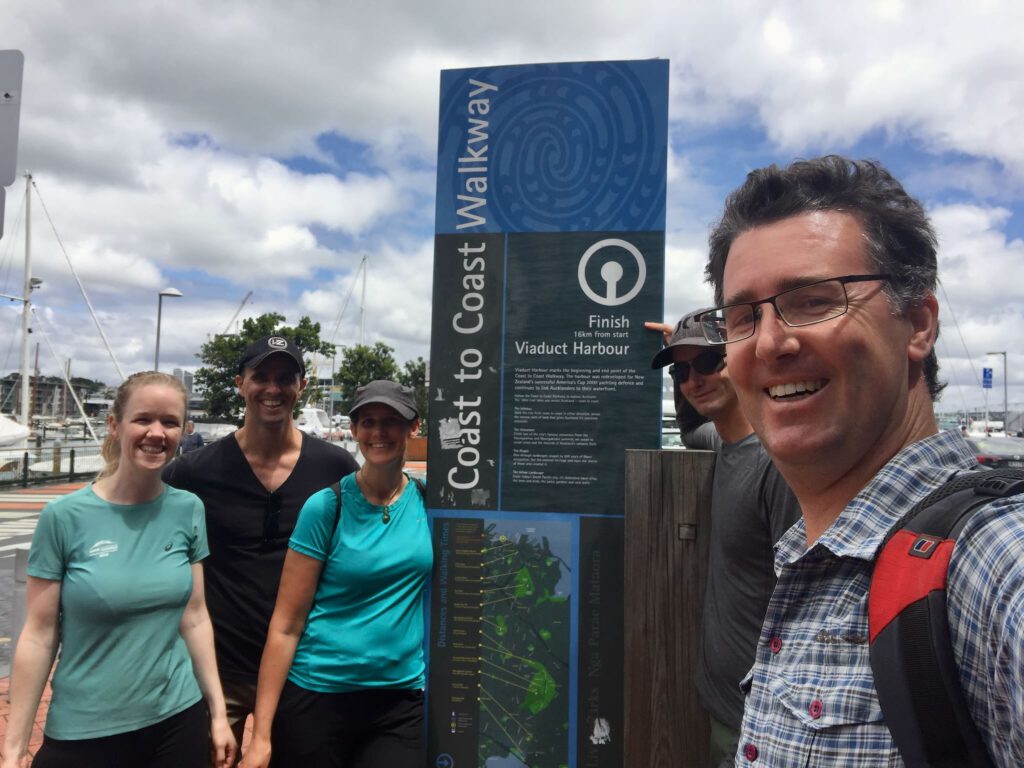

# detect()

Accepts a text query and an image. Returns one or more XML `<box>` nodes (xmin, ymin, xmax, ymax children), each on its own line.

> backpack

<box><xmin>326</xmin><ymin>474</ymin><xmax>426</xmax><ymax>537</ymax></box>
<box><xmin>868</xmin><ymin>467</ymin><xmax>1024</xmax><ymax>768</ymax></box>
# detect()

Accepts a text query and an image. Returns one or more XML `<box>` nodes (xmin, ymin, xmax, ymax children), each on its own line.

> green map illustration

<box><xmin>479</xmin><ymin>519</ymin><xmax>571</xmax><ymax>768</ymax></box>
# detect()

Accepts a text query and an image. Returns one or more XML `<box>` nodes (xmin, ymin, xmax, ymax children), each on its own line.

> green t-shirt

<box><xmin>288</xmin><ymin>473</ymin><xmax>432</xmax><ymax>692</ymax></box>
<box><xmin>27</xmin><ymin>484</ymin><xmax>209</xmax><ymax>739</ymax></box>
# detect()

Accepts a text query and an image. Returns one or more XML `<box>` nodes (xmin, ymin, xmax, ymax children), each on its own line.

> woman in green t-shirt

<box><xmin>1</xmin><ymin>372</ymin><xmax>236</xmax><ymax>768</ymax></box>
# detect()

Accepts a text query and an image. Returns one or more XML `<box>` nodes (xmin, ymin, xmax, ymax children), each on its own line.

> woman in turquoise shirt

<box><xmin>245</xmin><ymin>380</ymin><xmax>432</xmax><ymax>768</ymax></box>
<box><xmin>1</xmin><ymin>372</ymin><xmax>235</xmax><ymax>768</ymax></box>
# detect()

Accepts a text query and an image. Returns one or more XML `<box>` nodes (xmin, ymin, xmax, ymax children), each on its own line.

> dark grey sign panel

<box><xmin>428</xmin><ymin>233</ymin><xmax>505</xmax><ymax>511</ymax></box>
<box><xmin>501</xmin><ymin>232</ymin><xmax>662</xmax><ymax>513</ymax></box>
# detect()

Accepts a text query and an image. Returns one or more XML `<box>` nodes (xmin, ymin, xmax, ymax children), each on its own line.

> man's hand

<box><xmin>644</xmin><ymin>321</ymin><xmax>674</xmax><ymax>346</ymax></box>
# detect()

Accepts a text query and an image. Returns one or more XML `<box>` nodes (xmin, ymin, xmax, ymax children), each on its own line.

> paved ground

<box><xmin>0</xmin><ymin>675</ymin><xmax>50</xmax><ymax>760</ymax></box>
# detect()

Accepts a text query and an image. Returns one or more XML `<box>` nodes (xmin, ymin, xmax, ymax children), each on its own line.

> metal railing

<box><xmin>0</xmin><ymin>443</ymin><xmax>104</xmax><ymax>487</ymax></box>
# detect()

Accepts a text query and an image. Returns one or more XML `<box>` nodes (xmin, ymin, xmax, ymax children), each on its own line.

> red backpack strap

<box><xmin>869</xmin><ymin>468</ymin><xmax>1024</xmax><ymax>767</ymax></box>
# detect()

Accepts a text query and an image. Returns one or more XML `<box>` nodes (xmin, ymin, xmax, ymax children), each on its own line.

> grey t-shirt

<box><xmin>694</xmin><ymin>431</ymin><xmax>801</xmax><ymax>728</ymax></box>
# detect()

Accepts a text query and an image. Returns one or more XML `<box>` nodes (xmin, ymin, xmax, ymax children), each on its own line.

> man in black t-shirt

<box><xmin>164</xmin><ymin>336</ymin><xmax>358</xmax><ymax>760</ymax></box>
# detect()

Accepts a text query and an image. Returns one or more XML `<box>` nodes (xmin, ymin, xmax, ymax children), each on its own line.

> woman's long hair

<box><xmin>97</xmin><ymin>372</ymin><xmax>186</xmax><ymax>480</ymax></box>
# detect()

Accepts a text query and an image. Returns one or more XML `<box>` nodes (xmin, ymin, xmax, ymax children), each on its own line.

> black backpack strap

<box><xmin>329</xmin><ymin>480</ymin><xmax>342</xmax><ymax>539</ymax></box>
<box><xmin>331</xmin><ymin>475</ymin><xmax>422</xmax><ymax>521</ymax></box>
<box><xmin>327</xmin><ymin>475</ymin><xmax>421</xmax><ymax>539</ymax></box>
<box><xmin>411</xmin><ymin>475</ymin><xmax>426</xmax><ymax>499</ymax></box>
<box><xmin>869</xmin><ymin>468</ymin><xmax>1024</xmax><ymax>767</ymax></box>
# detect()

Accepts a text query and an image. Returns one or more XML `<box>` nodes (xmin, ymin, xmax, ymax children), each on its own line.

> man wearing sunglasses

<box><xmin>164</xmin><ymin>336</ymin><xmax>359</xmax><ymax>762</ymax></box>
<box><xmin>702</xmin><ymin>156</ymin><xmax>1024</xmax><ymax>766</ymax></box>
<box><xmin>648</xmin><ymin>312</ymin><xmax>799</xmax><ymax>767</ymax></box>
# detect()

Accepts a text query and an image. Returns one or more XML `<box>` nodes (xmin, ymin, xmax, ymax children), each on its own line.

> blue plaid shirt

<box><xmin>735</xmin><ymin>431</ymin><xmax>1024</xmax><ymax>766</ymax></box>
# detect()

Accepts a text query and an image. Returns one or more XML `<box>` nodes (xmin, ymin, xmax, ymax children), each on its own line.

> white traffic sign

<box><xmin>0</xmin><ymin>50</ymin><xmax>25</xmax><ymax>188</ymax></box>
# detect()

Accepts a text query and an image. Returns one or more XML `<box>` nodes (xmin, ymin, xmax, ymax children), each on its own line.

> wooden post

<box><xmin>624</xmin><ymin>449</ymin><xmax>715</xmax><ymax>768</ymax></box>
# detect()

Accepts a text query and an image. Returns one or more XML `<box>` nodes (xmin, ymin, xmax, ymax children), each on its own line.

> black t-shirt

<box><xmin>162</xmin><ymin>431</ymin><xmax>358</xmax><ymax>681</ymax></box>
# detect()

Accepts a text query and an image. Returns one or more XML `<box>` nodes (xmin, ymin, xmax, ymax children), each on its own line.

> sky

<box><xmin>1</xmin><ymin>0</ymin><xmax>1022</xmax><ymax>417</ymax></box>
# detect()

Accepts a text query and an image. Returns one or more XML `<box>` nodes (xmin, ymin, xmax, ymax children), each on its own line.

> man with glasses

<box><xmin>648</xmin><ymin>312</ymin><xmax>799</xmax><ymax>767</ymax></box>
<box><xmin>163</xmin><ymin>336</ymin><xmax>358</xmax><ymax>761</ymax></box>
<box><xmin>700</xmin><ymin>156</ymin><xmax>1023</xmax><ymax>766</ymax></box>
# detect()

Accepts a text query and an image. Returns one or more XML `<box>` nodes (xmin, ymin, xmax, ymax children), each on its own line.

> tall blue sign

<box><xmin>983</xmin><ymin>367</ymin><xmax>993</xmax><ymax>389</ymax></box>
<box><xmin>428</xmin><ymin>60</ymin><xmax>668</xmax><ymax>768</ymax></box>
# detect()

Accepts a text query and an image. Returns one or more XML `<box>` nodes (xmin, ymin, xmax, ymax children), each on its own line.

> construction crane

<box><xmin>222</xmin><ymin>291</ymin><xmax>253</xmax><ymax>336</ymax></box>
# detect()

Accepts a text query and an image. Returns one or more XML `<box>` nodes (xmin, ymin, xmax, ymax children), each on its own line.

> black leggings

<box><xmin>32</xmin><ymin>700</ymin><xmax>208</xmax><ymax>768</ymax></box>
<box><xmin>269</xmin><ymin>681</ymin><xmax>424</xmax><ymax>768</ymax></box>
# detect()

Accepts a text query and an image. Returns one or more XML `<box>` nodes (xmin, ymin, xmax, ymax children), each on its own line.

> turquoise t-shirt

<box><xmin>288</xmin><ymin>473</ymin><xmax>432</xmax><ymax>692</ymax></box>
<box><xmin>27</xmin><ymin>484</ymin><xmax>209</xmax><ymax>739</ymax></box>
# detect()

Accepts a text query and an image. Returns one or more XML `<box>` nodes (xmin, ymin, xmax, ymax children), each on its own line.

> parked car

<box><xmin>966</xmin><ymin>435</ymin><xmax>1024</xmax><ymax>469</ymax></box>
<box><xmin>662</xmin><ymin>427</ymin><xmax>685</xmax><ymax>450</ymax></box>
<box><xmin>195</xmin><ymin>422</ymin><xmax>237</xmax><ymax>443</ymax></box>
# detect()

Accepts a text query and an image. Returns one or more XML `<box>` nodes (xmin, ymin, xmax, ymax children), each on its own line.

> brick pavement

<box><xmin>0</xmin><ymin>675</ymin><xmax>48</xmax><ymax>760</ymax></box>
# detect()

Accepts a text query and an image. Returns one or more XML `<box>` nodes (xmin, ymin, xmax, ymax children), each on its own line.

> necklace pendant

<box><xmin>382</xmin><ymin>507</ymin><xmax>391</xmax><ymax>524</ymax></box>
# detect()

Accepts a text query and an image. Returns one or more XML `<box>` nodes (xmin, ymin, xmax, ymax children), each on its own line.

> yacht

<box><xmin>0</xmin><ymin>413</ymin><xmax>31</xmax><ymax>449</ymax></box>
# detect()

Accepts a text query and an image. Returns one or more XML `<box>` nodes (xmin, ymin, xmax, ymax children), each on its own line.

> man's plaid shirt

<box><xmin>735</xmin><ymin>430</ymin><xmax>1024</xmax><ymax>766</ymax></box>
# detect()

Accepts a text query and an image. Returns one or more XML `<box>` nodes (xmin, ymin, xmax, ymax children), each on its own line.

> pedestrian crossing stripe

<box><xmin>0</xmin><ymin>495</ymin><xmax>65</xmax><ymax>503</ymax></box>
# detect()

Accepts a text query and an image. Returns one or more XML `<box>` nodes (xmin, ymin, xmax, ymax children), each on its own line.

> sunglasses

<box><xmin>669</xmin><ymin>351</ymin><xmax>726</xmax><ymax>384</ymax></box>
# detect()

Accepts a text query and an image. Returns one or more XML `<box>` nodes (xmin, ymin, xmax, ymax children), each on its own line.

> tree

<box><xmin>398</xmin><ymin>356</ymin><xmax>428</xmax><ymax>429</ymax></box>
<box><xmin>333</xmin><ymin>342</ymin><xmax>399</xmax><ymax>413</ymax></box>
<box><xmin>194</xmin><ymin>313</ymin><xmax>335</xmax><ymax>424</ymax></box>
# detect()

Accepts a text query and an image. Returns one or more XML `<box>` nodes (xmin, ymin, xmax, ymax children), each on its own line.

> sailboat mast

<box><xmin>359</xmin><ymin>253</ymin><xmax>367</xmax><ymax>346</ymax></box>
<box><xmin>19</xmin><ymin>172</ymin><xmax>31</xmax><ymax>426</ymax></box>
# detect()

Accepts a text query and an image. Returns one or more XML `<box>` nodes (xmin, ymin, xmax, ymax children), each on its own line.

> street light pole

<box><xmin>986</xmin><ymin>351</ymin><xmax>1007</xmax><ymax>433</ymax></box>
<box><xmin>155</xmin><ymin>287</ymin><xmax>183</xmax><ymax>371</ymax></box>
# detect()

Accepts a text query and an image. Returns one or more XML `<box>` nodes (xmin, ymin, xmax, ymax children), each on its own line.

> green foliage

<box><xmin>193</xmin><ymin>313</ymin><xmax>334</xmax><ymax>424</ymax></box>
<box><xmin>333</xmin><ymin>342</ymin><xmax>400</xmax><ymax>414</ymax></box>
<box><xmin>397</xmin><ymin>356</ymin><xmax>429</xmax><ymax>428</ymax></box>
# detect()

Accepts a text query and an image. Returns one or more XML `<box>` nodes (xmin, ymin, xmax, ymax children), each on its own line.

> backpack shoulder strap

<box><xmin>329</xmin><ymin>480</ymin><xmax>342</xmax><ymax>538</ymax></box>
<box><xmin>869</xmin><ymin>467</ymin><xmax>1024</xmax><ymax>768</ymax></box>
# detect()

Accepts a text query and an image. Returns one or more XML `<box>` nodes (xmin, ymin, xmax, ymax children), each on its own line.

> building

<box><xmin>0</xmin><ymin>373</ymin><xmax>106</xmax><ymax>420</ymax></box>
<box><xmin>173</xmin><ymin>368</ymin><xmax>194</xmax><ymax>395</ymax></box>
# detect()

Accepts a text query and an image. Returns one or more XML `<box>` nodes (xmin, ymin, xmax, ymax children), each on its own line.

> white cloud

<box><xmin>930</xmin><ymin>203</ymin><xmax>1024</xmax><ymax>410</ymax></box>
<box><xmin>933</xmin><ymin>204</ymin><xmax>1024</xmax><ymax>320</ymax></box>
<box><xmin>3</xmin><ymin>0</ymin><xmax>1023</xmax><ymax>397</ymax></box>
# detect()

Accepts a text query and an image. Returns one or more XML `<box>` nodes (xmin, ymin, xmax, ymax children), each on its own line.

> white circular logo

<box><xmin>268</xmin><ymin>336</ymin><xmax>288</xmax><ymax>348</ymax></box>
<box><xmin>577</xmin><ymin>238</ymin><xmax>647</xmax><ymax>306</ymax></box>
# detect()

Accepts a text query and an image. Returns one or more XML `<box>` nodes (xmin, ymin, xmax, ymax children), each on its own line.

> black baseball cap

<box><xmin>650</xmin><ymin>309</ymin><xmax>716</xmax><ymax>369</ymax></box>
<box><xmin>237</xmin><ymin>336</ymin><xmax>306</xmax><ymax>377</ymax></box>
<box><xmin>349</xmin><ymin>380</ymin><xmax>419</xmax><ymax>421</ymax></box>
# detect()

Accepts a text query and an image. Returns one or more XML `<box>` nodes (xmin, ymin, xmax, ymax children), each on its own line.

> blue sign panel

<box><xmin>428</xmin><ymin>59</ymin><xmax>668</xmax><ymax>768</ymax></box>
<box><xmin>436</xmin><ymin>60</ymin><xmax>668</xmax><ymax>234</ymax></box>
<box><xmin>983</xmin><ymin>367</ymin><xmax>993</xmax><ymax>389</ymax></box>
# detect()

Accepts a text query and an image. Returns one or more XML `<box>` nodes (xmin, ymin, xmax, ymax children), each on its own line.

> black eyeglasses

<box><xmin>669</xmin><ymin>350</ymin><xmax>726</xmax><ymax>383</ymax></box>
<box><xmin>263</xmin><ymin>493</ymin><xmax>281</xmax><ymax>543</ymax></box>
<box><xmin>695</xmin><ymin>274</ymin><xmax>892</xmax><ymax>344</ymax></box>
